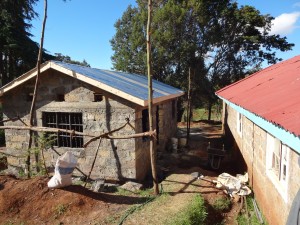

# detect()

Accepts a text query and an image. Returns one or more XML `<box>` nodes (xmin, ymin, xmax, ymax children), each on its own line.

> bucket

<box><xmin>171</xmin><ymin>138</ymin><xmax>178</xmax><ymax>152</ymax></box>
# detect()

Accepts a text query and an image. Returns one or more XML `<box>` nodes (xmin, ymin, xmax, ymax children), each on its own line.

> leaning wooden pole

<box><xmin>26</xmin><ymin>0</ymin><xmax>48</xmax><ymax>177</ymax></box>
<box><xmin>147</xmin><ymin>0</ymin><xmax>159</xmax><ymax>195</ymax></box>
<box><xmin>186</xmin><ymin>68</ymin><xmax>191</xmax><ymax>147</ymax></box>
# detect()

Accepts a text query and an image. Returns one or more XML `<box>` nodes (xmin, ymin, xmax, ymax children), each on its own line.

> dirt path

<box><xmin>0</xmin><ymin>121</ymin><xmax>242</xmax><ymax>225</ymax></box>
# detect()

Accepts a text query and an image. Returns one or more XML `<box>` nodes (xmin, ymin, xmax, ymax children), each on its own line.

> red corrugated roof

<box><xmin>216</xmin><ymin>55</ymin><xmax>300</xmax><ymax>137</ymax></box>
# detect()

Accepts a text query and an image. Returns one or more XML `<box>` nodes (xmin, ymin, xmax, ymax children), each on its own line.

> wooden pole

<box><xmin>26</xmin><ymin>0</ymin><xmax>48</xmax><ymax>177</ymax></box>
<box><xmin>147</xmin><ymin>0</ymin><xmax>159</xmax><ymax>195</ymax></box>
<box><xmin>186</xmin><ymin>68</ymin><xmax>191</xmax><ymax>147</ymax></box>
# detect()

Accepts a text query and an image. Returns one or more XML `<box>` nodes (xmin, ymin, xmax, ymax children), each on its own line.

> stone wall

<box><xmin>225</xmin><ymin>103</ymin><xmax>300</xmax><ymax>225</ymax></box>
<box><xmin>2</xmin><ymin>70</ymin><xmax>141</xmax><ymax>180</ymax></box>
<box><xmin>156</xmin><ymin>100</ymin><xmax>178</xmax><ymax>152</ymax></box>
<box><xmin>2</xmin><ymin>69</ymin><xmax>179</xmax><ymax>181</ymax></box>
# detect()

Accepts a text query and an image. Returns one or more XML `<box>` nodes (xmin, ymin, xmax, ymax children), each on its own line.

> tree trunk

<box><xmin>208</xmin><ymin>101</ymin><xmax>212</xmax><ymax>121</ymax></box>
<box><xmin>27</xmin><ymin>0</ymin><xmax>47</xmax><ymax>177</ymax></box>
<box><xmin>147</xmin><ymin>0</ymin><xmax>159</xmax><ymax>195</ymax></box>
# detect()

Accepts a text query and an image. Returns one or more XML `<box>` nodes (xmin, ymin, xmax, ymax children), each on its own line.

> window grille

<box><xmin>43</xmin><ymin>112</ymin><xmax>83</xmax><ymax>148</ymax></box>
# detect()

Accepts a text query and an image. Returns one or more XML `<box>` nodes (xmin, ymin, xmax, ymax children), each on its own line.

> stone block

<box><xmin>120</xmin><ymin>181</ymin><xmax>142</xmax><ymax>192</ymax></box>
<box><xmin>91</xmin><ymin>179</ymin><xmax>105</xmax><ymax>192</ymax></box>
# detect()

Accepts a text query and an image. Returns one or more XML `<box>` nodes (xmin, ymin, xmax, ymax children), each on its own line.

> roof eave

<box><xmin>0</xmin><ymin>61</ymin><xmax>184</xmax><ymax>106</ymax></box>
<box><xmin>0</xmin><ymin>62</ymin><xmax>51</xmax><ymax>97</ymax></box>
<box><xmin>143</xmin><ymin>92</ymin><xmax>185</xmax><ymax>107</ymax></box>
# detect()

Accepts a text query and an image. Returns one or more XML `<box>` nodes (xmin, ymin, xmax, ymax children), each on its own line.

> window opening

<box><xmin>237</xmin><ymin>112</ymin><xmax>242</xmax><ymax>136</ymax></box>
<box><xmin>266</xmin><ymin>133</ymin><xmax>289</xmax><ymax>201</ymax></box>
<box><xmin>94</xmin><ymin>93</ymin><xmax>103</xmax><ymax>102</ymax></box>
<box><xmin>43</xmin><ymin>112</ymin><xmax>83</xmax><ymax>148</ymax></box>
<box><xmin>56</xmin><ymin>94</ymin><xmax>65</xmax><ymax>102</ymax></box>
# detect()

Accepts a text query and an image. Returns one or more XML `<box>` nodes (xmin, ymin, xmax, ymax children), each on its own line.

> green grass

<box><xmin>212</xmin><ymin>197</ymin><xmax>231</xmax><ymax>212</ymax></box>
<box><xmin>193</xmin><ymin>107</ymin><xmax>221</xmax><ymax>121</ymax></box>
<box><xmin>237</xmin><ymin>196</ymin><xmax>267</xmax><ymax>225</ymax></box>
<box><xmin>181</xmin><ymin>105</ymin><xmax>222</xmax><ymax>122</ymax></box>
<box><xmin>54</xmin><ymin>204</ymin><xmax>68</xmax><ymax>219</ymax></box>
<box><xmin>166</xmin><ymin>194</ymin><xmax>207</xmax><ymax>225</ymax></box>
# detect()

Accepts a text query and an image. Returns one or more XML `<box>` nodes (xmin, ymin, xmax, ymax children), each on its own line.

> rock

<box><xmin>120</xmin><ymin>181</ymin><xmax>143</xmax><ymax>192</ymax></box>
<box><xmin>91</xmin><ymin>179</ymin><xmax>105</xmax><ymax>192</ymax></box>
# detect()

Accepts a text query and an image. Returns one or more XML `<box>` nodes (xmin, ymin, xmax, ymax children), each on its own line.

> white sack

<box><xmin>215</xmin><ymin>172</ymin><xmax>251</xmax><ymax>196</ymax></box>
<box><xmin>48</xmin><ymin>151</ymin><xmax>77</xmax><ymax>189</ymax></box>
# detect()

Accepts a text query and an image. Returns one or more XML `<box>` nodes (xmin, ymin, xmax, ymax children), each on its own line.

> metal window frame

<box><xmin>42</xmin><ymin>112</ymin><xmax>83</xmax><ymax>148</ymax></box>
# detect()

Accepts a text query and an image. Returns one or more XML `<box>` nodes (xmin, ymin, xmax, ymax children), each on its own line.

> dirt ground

<box><xmin>0</xmin><ymin>121</ymin><xmax>243</xmax><ymax>225</ymax></box>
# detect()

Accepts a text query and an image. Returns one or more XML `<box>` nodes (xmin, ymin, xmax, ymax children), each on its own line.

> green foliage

<box><xmin>0</xmin><ymin>0</ymin><xmax>55</xmax><ymax>85</ymax></box>
<box><xmin>54</xmin><ymin>53</ymin><xmax>90</xmax><ymax>67</ymax></box>
<box><xmin>185</xmin><ymin>106</ymin><xmax>222</xmax><ymax>122</ymax></box>
<box><xmin>111</xmin><ymin>0</ymin><xmax>294</xmax><ymax>120</ymax></box>
<box><xmin>54</xmin><ymin>204</ymin><xmax>68</xmax><ymax>218</ymax></box>
<box><xmin>237</xmin><ymin>196</ymin><xmax>268</xmax><ymax>225</ymax></box>
<box><xmin>167</xmin><ymin>194</ymin><xmax>207</xmax><ymax>225</ymax></box>
<box><xmin>29</xmin><ymin>133</ymin><xmax>56</xmax><ymax>176</ymax></box>
<box><xmin>212</xmin><ymin>197</ymin><xmax>231</xmax><ymax>212</ymax></box>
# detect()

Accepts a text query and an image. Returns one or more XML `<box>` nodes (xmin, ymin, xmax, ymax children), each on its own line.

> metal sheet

<box><xmin>53</xmin><ymin>61</ymin><xmax>183</xmax><ymax>101</ymax></box>
<box><xmin>216</xmin><ymin>55</ymin><xmax>300</xmax><ymax>137</ymax></box>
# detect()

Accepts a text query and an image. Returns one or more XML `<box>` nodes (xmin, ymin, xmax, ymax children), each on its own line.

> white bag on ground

<box><xmin>48</xmin><ymin>151</ymin><xmax>77</xmax><ymax>188</ymax></box>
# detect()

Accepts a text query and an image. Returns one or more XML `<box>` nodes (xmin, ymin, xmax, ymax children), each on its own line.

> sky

<box><xmin>30</xmin><ymin>0</ymin><xmax>300</xmax><ymax>70</ymax></box>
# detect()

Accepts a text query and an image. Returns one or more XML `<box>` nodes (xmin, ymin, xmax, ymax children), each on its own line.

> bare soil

<box><xmin>0</xmin><ymin>121</ymin><xmax>243</xmax><ymax>225</ymax></box>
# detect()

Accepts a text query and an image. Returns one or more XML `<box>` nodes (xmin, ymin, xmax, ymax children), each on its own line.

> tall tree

<box><xmin>0</xmin><ymin>0</ymin><xmax>53</xmax><ymax>86</ymax></box>
<box><xmin>111</xmin><ymin>0</ymin><xmax>294</xmax><ymax>120</ymax></box>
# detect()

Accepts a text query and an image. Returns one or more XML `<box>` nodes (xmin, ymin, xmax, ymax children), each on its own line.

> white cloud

<box><xmin>269</xmin><ymin>12</ymin><xmax>300</xmax><ymax>35</ymax></box>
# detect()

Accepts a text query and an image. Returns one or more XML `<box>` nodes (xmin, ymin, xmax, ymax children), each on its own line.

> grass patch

<box><xmin>193</xmin><ymin>107</ymin><xmax>221</xmax><ymax>121</ymax></box>
<box><xmin>166</xmin><ymin>194</ymin><xmax>207</xmax><ymax>225</ymax></box>
<box><xmin>181</xmin><ymin>105</ymin><xmax>222</xmax><ymax>122</ymax></box>
<box><xmin>54</xmin><ymin>204</ymin><xmax>68</xmax><ymax>219</ymax></box>
<box><xmin>212</xmin><ymin>197</ymin><xmax>231</xmax><ymax>212</ymax></box>
<box><xmin>237</xmin><ymin>196</ymin><xmax>267</xmax><ymax>225</ymax></box>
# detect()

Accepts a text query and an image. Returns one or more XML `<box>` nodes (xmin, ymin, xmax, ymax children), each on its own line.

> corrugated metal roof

<box><xmin>0</xmin><ymin>61</ymin><xmax>184</xmax><ymax>106</ymax></box>
<box><xmin>216</xmin><ymin>55</ymin><xmax>300</xmax><ymax>137</ymax></box>
<box><xmin>53</xmin><ymin>61</ymin><xmax>183</xmax><ymax>101</ymax></box>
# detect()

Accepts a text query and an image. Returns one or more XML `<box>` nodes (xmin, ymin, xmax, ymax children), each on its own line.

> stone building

<box><xmin>216</xmin><ymin>55</ymin><xmax>300</xmax><ymax>225</ymax></box>
<box><xmin>0</xmin><ymin>61</ymin><xmax>184</xmax><ymax>181</ymax></box>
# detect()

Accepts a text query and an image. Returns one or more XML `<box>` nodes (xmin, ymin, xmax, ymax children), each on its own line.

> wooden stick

<box><xmin>0</xmin><ymin>125</ymin><xmax>156</xmax><ymax>143</ymax></box>
<box><xmin>83</xmin><ymin>130</ymin><xmax>156</xmax><ymax>147</ymax></box>
<box><xmin>83</xmin><ymin>121</ymin><xmax>129</xmax><ymax>147</ymax></box>
<box><xmin>84</xmin><ymin>137</ymin><xmax>102</xmax><ymax>187</ymax></box>
<box><xmin>147</xmin><ymin>0</ymin><xmax>159</xmax><ymax>195</ymax></box>
<box><xmin>27</xmin><ymin>0</ymin><xmax>48</xmax><ymax>178</ymax></box>
<box><xmin>0</xmin><ymin>117</ymin><xmax>20</xmax><ymax>124</ymax></box>
<box><xmin>0</xmin><ymin>125</ymin><xmax>94</xmax><ymax>137</ymax></box>
<box><xmin>107</xmin><ymin>130</ymin><xmax>156</xmax><ymax>139</ymax></box>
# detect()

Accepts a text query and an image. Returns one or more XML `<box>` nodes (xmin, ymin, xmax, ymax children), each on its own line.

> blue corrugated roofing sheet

<box><xmin>52</xmin><ymin>61</ymin><xmax>184</xmax><ymax>102</ymax></box>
